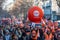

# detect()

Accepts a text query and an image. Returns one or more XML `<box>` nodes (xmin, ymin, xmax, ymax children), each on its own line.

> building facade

<box><xmin>33</xmin><ymin>0</ymin><xmax>59</xmax><ymax>21</ymax></box>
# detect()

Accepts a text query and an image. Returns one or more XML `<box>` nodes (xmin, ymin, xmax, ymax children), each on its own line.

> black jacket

<box><xmin>29</xmin><ymin>37</ymin><xmax>41</xmax><ymax>40</ymax></box>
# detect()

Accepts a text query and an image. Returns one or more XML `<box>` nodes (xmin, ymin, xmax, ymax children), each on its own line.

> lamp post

<box><xmin>56</xmin><ymin>0</ymin><xmax>60</xmax><ymax>20</ymax></box>
<box><xmin>56</xmin><ymin>0</ymin><xmax>60</xmax><ymax>7</ymax></box>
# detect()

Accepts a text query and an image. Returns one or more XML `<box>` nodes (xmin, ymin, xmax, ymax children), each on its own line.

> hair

<box><xmin>31</xmin><ymin>28</ymin><xmax>38</xmax><ymax>34</ymax></box>
<box><xmin>12</xmin><ymin>34</ymin><xmax>17</xmax><ymax>39</ymax></box>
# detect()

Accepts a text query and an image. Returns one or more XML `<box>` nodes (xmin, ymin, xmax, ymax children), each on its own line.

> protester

<box><xmin>12</xmin><ymin>34</ymin><xmax>18</xmax><ymax>40</ymax></box>
<box><xmin>3</xmin><ymin>30</ymin><xmax>11</xmax><ymax>40</ymax></box>
<box><xmin>0</xmin><ymin>33</ymin><xmax>3</xmax><ymax>40</ymax></box>
<box><xmin>0</xmin><ymin>17</ymin><xmax>59</xmax><ymax>40</ymax></box>
<box><xmin>54</xmin><ymin>27</ymin><xmax>60</xmax><ymax>40</ymax></box>
<box><xmin>29</xmin><ymin>28</ymin><xmax>41</xmax><ymax>40</ymax></box>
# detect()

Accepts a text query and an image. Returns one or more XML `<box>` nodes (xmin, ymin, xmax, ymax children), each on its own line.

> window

<box><xmin>42</xmin><ymin>0</ymin><xmax>48</xmax><ymax>2</ymax></box>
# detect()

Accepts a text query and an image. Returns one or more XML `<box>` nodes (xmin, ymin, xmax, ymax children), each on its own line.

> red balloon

<box><xmin>28</xmin><ymin>6</ymin><xmax>44</xmax><ymax>23</ymax></box>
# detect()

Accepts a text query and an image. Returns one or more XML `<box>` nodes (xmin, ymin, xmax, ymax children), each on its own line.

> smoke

<box><xmin>1</xmin><ymin>0</ymin><xmax>15</xmax><ymax>11</ymax></box>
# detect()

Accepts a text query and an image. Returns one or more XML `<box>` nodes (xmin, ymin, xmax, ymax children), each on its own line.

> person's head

<box><xmin>31</xmin><ymin>28</ymin><xmax>38</xmax><ymax>38</ymax></box>
<box><xmin>47</xmin><ymin>21</ymin><xmax>53</xmax><ymax>27</ymax></box>
<box><xmin>14</xmin><ymin>24</ymin><xmax>18</xmax><ymax>28</ymax></box>
<box><xmin>12</xmin><ymin>34</ymin><xmax>18</xmax><ymax>40</ymax></box>
<box><xmin>56</xmin><ymin>27</ymin><xmax>60</xmax><ymax>40</ymax></box>
<box><xmin>42</xmin><ymin>27</ymin><xmax>45</xmax><ymax>32</ymax></box>
<box><xmin>54</xmin><ymin>21</ymin><xmax>58</xmax><ymax>27</ymax></box>
<box><xmin>46</xmin><ymin>27</ymin><xmax>51</xmax><ymax>35</ymax></box>
<box><xmin>5</xmin><ymin>30</ymin><xmax>9</xmax><ymax>34</ymax></box>
<box><xmin>54</xmin><ymin>21</ymin><xmax>58</xmax><ymax>30</ymax></box>
<box><xmin>19</xmin><ymin>23</ymin><xmax>24</xmax><ymax>28</ymax></box>
<box><xmin>6</xmin><ymin>25</ymin><xmax>10</xmax><ymax>29</ymax></box>
<box><xmin>25</xmin><ymin>29</ymin><xmax>31</xmax><ymax>36</ymax></box>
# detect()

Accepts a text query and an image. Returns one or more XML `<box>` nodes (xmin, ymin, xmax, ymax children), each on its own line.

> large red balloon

<box><xmin>28</xmin><ymin>6</ymin><xmax>44</xmax><ymax>23</ymax></box>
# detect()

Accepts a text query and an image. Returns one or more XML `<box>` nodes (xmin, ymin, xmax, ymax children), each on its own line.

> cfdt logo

<box><xmin>33</xmin><ymin>10</ymin><xmax>39</xmax><ymax>17</ymax></box>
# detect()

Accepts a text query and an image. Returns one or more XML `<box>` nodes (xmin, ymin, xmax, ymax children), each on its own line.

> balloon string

<box><xmin>41</xmin><ymin>19</ymin><xmax>47</xmax><ymax>27</ymax></box>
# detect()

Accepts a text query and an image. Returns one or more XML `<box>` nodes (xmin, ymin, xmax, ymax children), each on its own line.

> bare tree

<box><xmin>9</xmin><ymin>0</ymin><xmax>33</xmax><ymax>17</ymax></box>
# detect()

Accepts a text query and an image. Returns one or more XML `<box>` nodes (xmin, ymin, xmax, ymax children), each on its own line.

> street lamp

<box><xmin>56</xmin><ymin>0</ymin><xmax>60</xmax><ymax>7</ymax></box>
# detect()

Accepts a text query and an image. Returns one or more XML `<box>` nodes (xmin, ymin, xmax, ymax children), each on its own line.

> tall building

<box><xmin>0</xmin><ymin>0</ymin><xmax>4</xmax><ymax>8</ymax></box>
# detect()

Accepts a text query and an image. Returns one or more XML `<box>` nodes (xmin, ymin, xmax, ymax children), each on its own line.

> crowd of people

<box><xmin>0</xmin><ymin>17</ymin><xmax>60</xmax><ymax>40</ymax></box>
